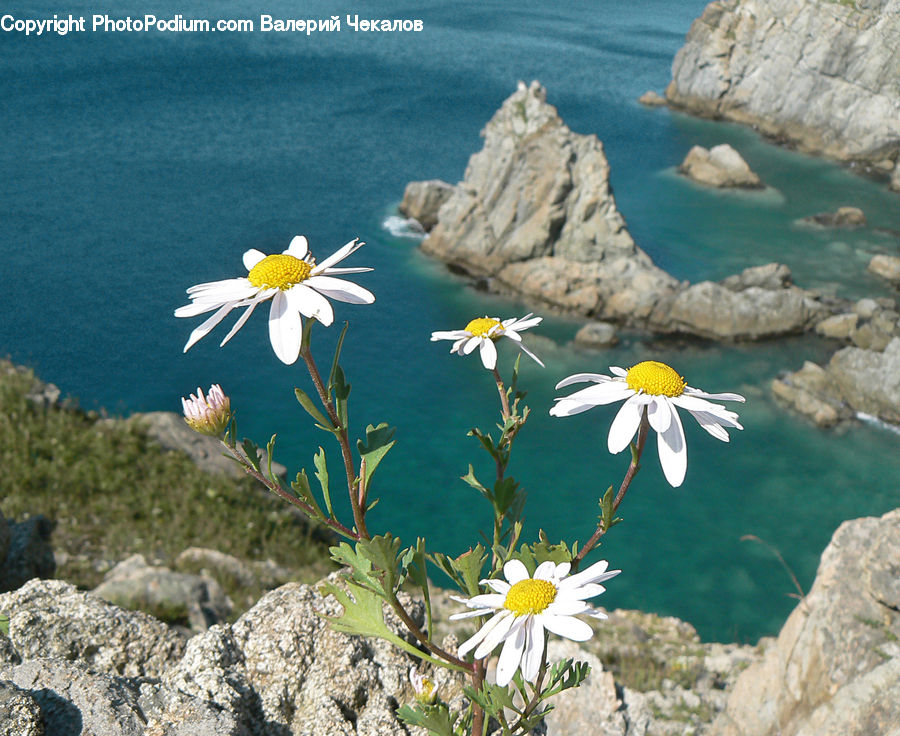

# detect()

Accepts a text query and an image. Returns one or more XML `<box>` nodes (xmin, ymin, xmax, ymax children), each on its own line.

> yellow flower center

<box><xmin>504</xmin><ymin>578</ymin><xmax>557</xmax><ymax>616</ymax></box>
<box><xmin>247</xmin><ymin>254</ymin><xmax>312</xmax><ymax>290</ymax></box>
<box><xmin>465</xmin><ymin>317</ymin><xmax>503</xmax><ymax>337</ymax></box>
<box><xmin>626</xmin><ymin>361</ymin><xmax>686</xmax><ymax>397</ymax></box>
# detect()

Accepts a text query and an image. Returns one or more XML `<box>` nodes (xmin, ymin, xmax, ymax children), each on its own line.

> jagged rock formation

<box><xmin>679</xmin><ymin>144</ymin><xmax>763</xmax><ymax>188</ymax></box>
<box><xmin>667</xmin><ymin>0</ymin><xmax>900</xmax><ymax>178</ymax></box>
<box><xmin>773</xmin><ymin>297</ymin><xmax>900</xmax><ymax>426</ymax></box>
<box><xmin>408</xmin><ymin>82</ymin><xmax>839</xmax><ymax>340</ymax></box>
<box><xmin>709</xmin><ymin>508</ymin><xmax>900</xmax><ymax>736</ymax></box>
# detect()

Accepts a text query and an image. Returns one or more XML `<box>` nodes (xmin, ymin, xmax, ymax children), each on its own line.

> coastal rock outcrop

<box><xmin>678</xmin><ymin>144</ymin><xmax>763</xmax><ymax>188</ymax></box>
<box><xmin>709</xmin><ymin>508</ymin><xmax>900</xmax><ymax>736</ymax></box>
<box><xmin>398</xmin><ymin>179</ymin><xmax>454</xmax><ymax>231</ymax></box>
<box><xmin>667</xmin><ymin>0</ymin><xmax>900</xmax><ymax>171</ymax></box>
<box><xmin>868</xmin><ymin>254</ymin><xmax>900</xmax><ymax>286</ymax></box>
<box><xmin>412</xmin><ymin>82</ymin><xmax>837</xmax><ymax>341</ymax></box>
<box><xmin>798</xmin><ymin>206</ymin><xmax>867</xmax><ymax>229</ymax></box>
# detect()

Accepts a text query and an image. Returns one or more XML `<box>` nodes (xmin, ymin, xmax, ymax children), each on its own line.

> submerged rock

<box><xmin>799</xmin><ymin>206</ymin><xmax>867</xmax><ymax>228</ymax></box>
<box><xmin>574</xmin><ymin>321</ymin><xmax>619</xmax><ymax>349</ymax></box>
<box><xmin>678</xmin><ymin>144</ymin><xmax>763</xmax><ymax>189</ymax></box>
<box><xmin>667</xmin><ymin>0</ymin><xmax>900</xmax><ymax>169</ymax></box>
<box><xmin>638</xmin><ymin>90</ymin><xmax>667</xmax><ymax>107</ymax></box>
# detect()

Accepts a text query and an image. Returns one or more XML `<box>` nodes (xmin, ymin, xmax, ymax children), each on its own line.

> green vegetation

<box><xmin>0</xmin><ymin>362</ymin><xmax>334</xmax><ymax>610</ymax></box>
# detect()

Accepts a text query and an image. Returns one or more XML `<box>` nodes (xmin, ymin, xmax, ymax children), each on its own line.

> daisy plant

<box><xmin>176</xmin><ymin>242</ymin><xmax>745</xmax><ymax>736</ymax></box>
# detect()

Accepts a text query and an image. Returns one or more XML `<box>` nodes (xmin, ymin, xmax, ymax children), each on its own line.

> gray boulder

<box><xmin>667</xmin><ymin>0</ymin><xmax>900</xmax><ymax>166</ymax></box>
<box><xmin>0</xmin><ymin>680</ymin><xmax>42</xmax><ymax>736</ymax></box>
<box><xmin>93</xmin><ymin>554</ymin><xmax>233</xmax><ymax>632</ymax></box>
<box><xmin>868</xmin><ymin>254</ymin><xmax>900</xmax><ymax>286</ymax></box>
<box><xmin>771</xmin><ymin>362</ymin><xmax>853</xmax><ymax>428</ymax></box>
<box><xmin>678</xmin><ymin>144</ymin><xmax>763</xmax><ymax>188</ymax></box>
<box><xmin>799</xmin><ymin>206</ymin><xmax>867</xmax><ymax>228</ymax></box>
<box><xmin>398</xmin><ymin>179</ymin><xmax>454</xmax><ymax>231</ymax></box>
<box><xmin>0</xmin><ymin>579</ymin><xmax>186</xmax><ymax>678</ymax></box>
<box><xmin>573</xmin><ymin>322</ymin><xmax>619</xmax><ymax>349</ymax></box>
<box><xmin>827</xmin><ymin>338</ymin><xmax>900</xmax><ymax>424</ymax></box>
<box><xmin>710</xmin><ymin>508</ymin><xmax>900</xmax><ymax>736</ymax></box>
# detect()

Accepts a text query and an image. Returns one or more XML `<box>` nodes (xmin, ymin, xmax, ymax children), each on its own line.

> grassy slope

<box><xmin>0</xmin><ymin>361</ymin><xmax>334</xmax><ymax>611</ymax></box>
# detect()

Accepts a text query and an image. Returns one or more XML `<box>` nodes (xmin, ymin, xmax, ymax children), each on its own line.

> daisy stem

<box><xmin>386</xmin><ymin>596</ymin><xmax>473</xmax><ymax>672</ymax></box>
<box><xmin>221</xmin><ymin>441</ymin><xmax>359</xmax><ymax>540</ymax></box>
<box><xmin>508</xmin><ymin>647</ymin><xmax>549</xmax><ymax>732</ymax></box>
<box><xmin>471</xmin><ymin>660</ymin><xmax>487</xmax><ymax>736</ymax></box>
<box><xmin>492</xmin><ymin>367</ymin><xmax>511</xmax><ymax>418</ymax></box>
<box><xmin>299</xmin><ymin>343</ymin><xmax>370</xmax><ymax>540</ymax></box>
<box><xmin>571</xmin><ymin>409</ymin><xmax>650</xmax><ymax>572</ymax></box>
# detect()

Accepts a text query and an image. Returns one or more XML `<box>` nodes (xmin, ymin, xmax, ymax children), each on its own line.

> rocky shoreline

<box><xmin>665</xmin><ymin>0</ymin><xmax>900</xmax><ymax>188</ymax></box>
<box><xmin>400</xmin><ymin>81</ymin><xmax>900</xmax><ymax>430</ymax></box>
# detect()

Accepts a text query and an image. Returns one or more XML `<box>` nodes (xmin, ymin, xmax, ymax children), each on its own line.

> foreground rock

<box><xmin>709</xmin><ymin>508</ymin><xmax>900</xmax><ymax>736</ymax></box>
<box><xmin>413</xmin><ymin>82</ymin><xmax>837</xmax><ymax>341</ymax></box>
<box><xmin>667</xmin><ymin>0</ymin><xmax>900</xmax><ymax>171</ymax></box>
<box><xmin>678</xmin><ymin>144</ymin><xmax>763</xmax><ymax>188</ymax></box>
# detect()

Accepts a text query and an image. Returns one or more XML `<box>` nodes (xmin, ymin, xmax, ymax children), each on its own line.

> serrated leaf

<box><xmin>312</xmin><ymin>447</ymin><xmax>333</xmax><ymax>518</ymax></box>
<box><xmin>429</xmin><ymin>552</ymin><xmax>465</xmax><ymax>591</ymax></box>
<box><xmin>460</xmin><ymin>465</ymin><xmax>491</xmax><ymax>500</ymax></box>
<box><xmin>357</xmin><ymin>423</ymin><xmax>396</xmax><ymax>489</ymax></box>
<box><xmin>295</xmin><ymin>387</ymin><xmax>333</xmax><ymax>430</ymax></box>
<box><xmin>356</xmin><ymin>534</ymin><xmax>402</xmax><ymax>592</ymax></box>
<box><xmin>403</xmin><ymin>538</ymin><xmax>432</xmax><ymax>636</ymax></box>
<box><xmin>396</xmin><ymin>703</ymin><xmax>457</xmax><ymax>736</ymax></box>
<box><xmin>290</xmin><ymin>469</ymin><xmax>323</xmax><ymax>518</ymax></box>
<box><xmin>450</xmin><ymin>545</ymin><xmax>488</xmax><ymax>597</ymax></box>
<box><xmin>265</xmin><ymin>434</ymin><xmax>278</xmax><ymax>481</ymax></box>
<box><xmin>468</xmin><ymin>427</ymin><xmax>498</xmax><ymax>460</ymax></box>
<box><xmin>492</xmin><ymin>476</ymin><xmax>519</xmax><ymax>515</ymax></box>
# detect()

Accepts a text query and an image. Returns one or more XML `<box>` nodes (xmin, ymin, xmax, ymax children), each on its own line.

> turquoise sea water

<box><xmin>2</xmin><ymin>1</ymin><xmax>899</xmax><ymax>641</ymax></box>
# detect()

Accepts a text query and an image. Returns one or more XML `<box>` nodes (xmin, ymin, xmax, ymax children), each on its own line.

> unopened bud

<box><xmin>182</xmin><ymin>384</ymin><xmax>231</xmax><ymax>436</ymax></box>
<box><xmin>409</xmin><ymin>667</ymin><xmax>437</xmax><ymax>704</ymax></box>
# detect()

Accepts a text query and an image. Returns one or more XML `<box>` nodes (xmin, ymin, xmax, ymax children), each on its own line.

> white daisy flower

<box><xmin>549</xmin><ymin>361</ymin><xmax>745</xmax><ymax>487</ymax></box>
<box><xmin>430</xmin><ymin>314</ymin><xmax>544</xmax><ymax>370</ymax></box>
<box><xmin>175</xmin><ymin>236</ymin><xmax>374</xmax><ymax>365</ymax></box>
<box><xmin>450</xmin><ymin>558</ymin><xmax>620</xmax><ymax>687</ymax></box>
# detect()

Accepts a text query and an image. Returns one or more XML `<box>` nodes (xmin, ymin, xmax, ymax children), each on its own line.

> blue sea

<box><xmin>2</xmin><ymin>1</ymin><xmax>899</xmax><ymax>642</ymax></box>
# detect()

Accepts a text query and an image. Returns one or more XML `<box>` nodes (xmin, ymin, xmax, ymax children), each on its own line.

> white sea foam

<box><xmin>856</xmin><ymin>412</ymin><xmax>900</xmax><ymax>435</ymax></box>
<box><xmin>383</xmin><ymin>215</ymin><xmax>426</xmax><ymax>240</ymax></box>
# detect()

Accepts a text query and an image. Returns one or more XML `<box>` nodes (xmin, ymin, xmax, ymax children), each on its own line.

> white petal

<box><xmin>186</xmin><ymin>278</ymin><xmax>258</xmax><ymax>302</ymax></box>
<box><xmin>684</xmin><ymin>386</ymin><xmax>745</xmax><ymax>402</ymax></box>
<box><xmin>481</xmin><ymin>578</ymin><xmax>511</xmax><ymax>595</ymax></box>
<box><xmin>517</xmin><ymin>341</ymin><xmax>545</xmax><ymax>368</ymax></box>
<box><xmin>559</xmin><ymin>559</ymin><xmax>619</xmax><ymax>589</ymax></box>
<box><xmin>463</xmin><ymin>336</ymin><xmax>481</xmax><ymax>355</ymax></box>
<box><xmin>304</xmin><ymin>275</ymin><xmax>375</xmax><ymax>305</ymax></box>
<box><xmin>466</xmin><ymin>593</ymin><xmax>505</xmax><ymax>609</ymax></box>
<box><xmin>506</xmin><ymin>314</ymin><xmax>542</xmax><ymax>332</ymax></box>
<box><xmin>268</xmin><ymin>291</ymin><xmax>302</xmax><ymax>364</ymax></box>
<box><xmin>554</xmin><ymin>373</ymin><xmax>613</xmax><ymax>390</ymax></box>
<box><xmin>219</xmin><ymin>293</ymin><xmax>269</xmax><ymax>346</ymax></box>
<box><xmin>503</xmin><ymin>559</ymin><xmax>529</xmax><ymax>585</ymax></box>
<box><xmin>672</xmin><ymin>395</ymin><xmax>743</xmax><ymax>428</ymax></box>
<box><xmin>285</xmin><ymin>235</ymin><xmax>309</xmax><ymax>258</ymax></box>
<box><xmin>450</xmin><ymin>338</ymin><xmax>468</xmax><ymax>354</ymax></box>
<box><xmin>317</xmin><ymin>266</ymin><xmax>374</xmax><ymax>275</ymax></box>
<box><xmin>647</xmin><ymin>396</ymin><xmax>672</xmax><ymax>434</ymax></box>
<box><xmin>658</xmin><ymin>404</ymin><xmax>687</xmax><ymax>487</ymax></box>
<box><xmin>521</xmin><ymin>617</ymin><xmax>544</xmax><ymax>682</ymax></box>
<box><xmin>458</xmin><ymin>611</ymin><xmax>506</xmax><ymax>657</ymax></box>
<box><xmin>549</xmin><ymin>399</ymin><xmax>597</xmax><ymax>417</ymax></box>
<box><xmin>555</xmin><ymin>583</ymin><xmax>608</xmax><ymax>601</ymax></box>
<box><xmin>562</xmin><ymin>381</ymin><xmax>634</xmax><ymax>406</ymax></box>
<box><xmin>545</xmin><ymin>599</ymin><xmax>591</xmax><ymax>616</ymax></box>
<box><xmin>449</xmin><ymin>607</ymin><xmax>494</xmax><ymax>621</ymax></box>
<box><xmin>687</xmin><ymin>411</ymin><xmax>732</xmax><ymax>441</ymax></box>
<box><xmin>607</xmin><ymin>396</ymin><xmax>645</xmax><ymax>454</ymax></box>
<box><xmin>243</xmin><ymin>249</ymin><xmax>267</xmax><ymax>271</ymax></box>
<box><xmin>495</xmin><ymin>621</ymin><xmax>527</xmax><ymax>687</ymax></box>
<box><xmin>430</xmin><ymin>330</ymin><xmax>469</xmax><ymax>342</ymax></box>
<box><xmin>502</xmin><ymin>329</ymin><xmax>522</xmax><ymax>343</ymax></box>
<box><xmin>479</xmin><ymin>338</ymin><xmax>497</xmax><ymax>370</ymax></box>
<box><xmin>538</xmin><ymin>614</ymin><xmax>594</xmax><ymax>642</ymax></box>
<box><xmin>534</xmin><ymin>561</ymin><xmax>557</xmax><ymax>581</ymax></box>
<box><xmin>284</xmin><ymin>284</ymin><xmax>334</xmax><ymax>326</ymax></box>
<box><xmin>183</xmin><ymin>302</ymin><xmax>238</xmax><ymax>352</ymax></box>
<box><xmin>473</xmin><ymin>611</ymin><xmax>517</xmax><ymax>659</ymax></box>
<box><xmin>610</xmin><ymin>366</ymin><xmax>628</xmax><ymax>377</ymax></box>
<box><xmin>553</xmin><ymin>562</ymin><xmax>571</xmax><ymax>580</ymax></box>
<box><xmin>313</xmin><ymin>238</ymin><xmax>363</xmax><ymax>272</ymax></box>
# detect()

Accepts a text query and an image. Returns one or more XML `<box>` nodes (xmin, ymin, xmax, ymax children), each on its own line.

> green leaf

<box><xmin>599</xmin><ymin>485</ymin><xmax>623</xmax><ymax>531</ymax></box>
<box><xmin>0</xmin><ymin>614</ymin><xmax>8</xmax><ymax>637</ymax></box>
<box><xmin>492</xmin><ymin>476</ymin><xmax>520</xmax><ymax>516</ymax></box>
<box><xmin>460</xmin><ymin>465</ymin><xmax>491</xmax><ymax>500</ymax></box>
<box><xmin>313</xmin><ymin>447</ymin><xmax>333</xmax><ymax>519</ymax></box>
<box><xmin>290</xmin><ymin>469</ymin><xmax>324</xmax><ymax>519</ymax></box>
<box><xmin>356</xmin><ymin>534</ymin><xmax>402</xmax><ymax>592</ymax></box>
<box><xmin>467</xmin><ymin>427</ymin><xmax>498</xmax><ymax>460</ymax></box>
<box><xmin>294</xmin><ymin>387</ymin><xmax>333</xmax><ymax>430</ymax></box>
<box><xmin>357</xmin><ymin>423</ymin><xmax>396</xmax><ymax>490</ymax></box>
<box><xmin>241</xmin><ymin>438</ymin><xmax>260</xmax><ymax>472</ymax></box>
<box><xmin>265</xmin><ymin>434</ymin><xmax>278</xmax><ymax>481</ymax></box>
<box><xmin>542</xmin><ymin>659</ymin><xmax>592</xmax><ymax>698</ymax></box>
<box><xmin>320</xmin><ymin>579</ymin><xmax>465</xmax><ymax>671</ymax></box>
<box><xmin>396</xmin><ymin>703</ymin><xmax>457</xmax><ymax>736</ymax></box>
<box><xmin>327</xmin><ymin>321</ymin><xmax>350</xmax><ymax>394</ymax></box>
<box><xmin>429</xmin><ymin>552</ymin><xmax>465</xmax><ymax>591</ymax></box>
<box><xmin>332</xmin><ymin>365</ymin><xmax>351</xmax><ymax>430</ymax></box>
<box><xmin>450</xmin><ymin>545</ymin><xmax>488</xmax><ymax>597</ymax></box>
<box><xmin>403</xmin><ymin>538</ymin><xmax>432</xmax><ymax>636</ymax></box>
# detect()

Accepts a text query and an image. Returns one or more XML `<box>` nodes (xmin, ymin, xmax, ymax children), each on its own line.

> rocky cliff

<box><xmin>406</xmin><ymin>82</ymin><xmax>840</xmax><ymax>341</ymax></box>
<box><xmin>667</xmin><ymin>0</ymin><xmax>900</xmax><ymax>172</ymax></box>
